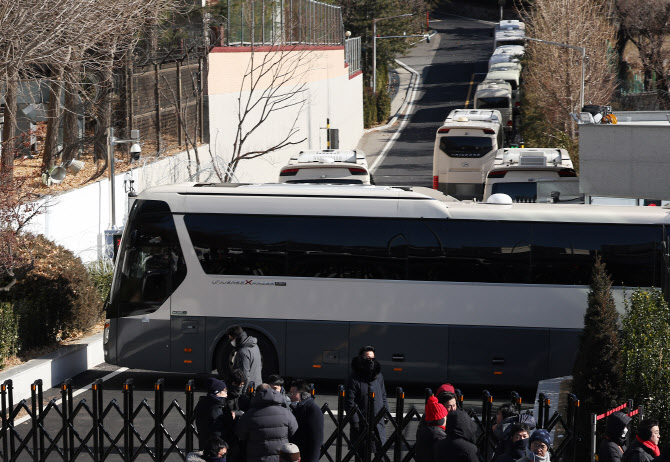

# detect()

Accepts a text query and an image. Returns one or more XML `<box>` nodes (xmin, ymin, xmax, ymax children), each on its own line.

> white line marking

<box><xmin>12</xmin><ymin>367</ymin><xmax>129</xmax><ymax>426</ymax></box>
<box><xmin>370</xmin><ymin>60</ymin><xmax>421</xmax><ymax>174</ymax></box>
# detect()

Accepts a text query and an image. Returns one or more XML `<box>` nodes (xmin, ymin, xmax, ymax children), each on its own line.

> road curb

<box><xmin>0</xmin><ymin>333</ymin><xmax>104</xmax><ymax>402</ymax></box>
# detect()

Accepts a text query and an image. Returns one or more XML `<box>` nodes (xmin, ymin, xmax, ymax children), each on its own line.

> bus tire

<box><xmin>215</xmin><ymin>329</ymin><xmax>279</xmax><ymax>385</ymax></box>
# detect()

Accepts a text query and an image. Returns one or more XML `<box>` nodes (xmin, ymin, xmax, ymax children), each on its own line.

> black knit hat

<box><xmin>207</xmin><ymin>377</ymin><xmax>227</xmax><ymax>395</ymax></box>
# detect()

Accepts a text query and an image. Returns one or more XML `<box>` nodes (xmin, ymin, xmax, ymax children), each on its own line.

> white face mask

<box><xmin>230</xmin><ymin>339</ymin><xmax>236</xmax><ymax>347</ymax></box>
<box><xmin>527</xmin><ymin>448</ymin><xmax>549</xmax><ymax>462</ymax></box>
<box><xmin>621</xmin><ymin>427</ymin><xmax>629</xmax><ymax>440</ymax></box>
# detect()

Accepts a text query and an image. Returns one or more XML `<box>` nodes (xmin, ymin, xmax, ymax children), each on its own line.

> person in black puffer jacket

<box><xmin>289</xmin><ymin>380</ymin><xmax>324</xmax><ymax>462</ymax></box>
<box><xmin>433</xmin><ymin>409</ymin><xmax>479</xmax><ymax>462</ymax></box>
<box><xmin>345</xmin><ymin>346</ymin><xmax>389</xmax><ymax>459</ymax></box>
<box><xmin>599</xmin><ymin>412</ymin><xmax>632</xmax><ymax>462</ymax></box>
<box><xmin>194</xmin><ymin>378</ymin><xmax>239</xmax><ymax>460</ymax></box>
<box><xmin>623</xmin><ymin>419</ymin><xmax>661</xmax><ymax>462</ymax></box>
<box><xmin>235</xmin><ymin>384</ymin><xmax>298</xmax><ymax>462</ymax></box>
<box><xmin>495</xmin><ymin>422</ymin><xmax>530</xmax><ymax>462</ymax></box>
<box><xmin>415</xmin><ymin>396</ymin><xmax>447</xmax><ymax>462</ymax></box>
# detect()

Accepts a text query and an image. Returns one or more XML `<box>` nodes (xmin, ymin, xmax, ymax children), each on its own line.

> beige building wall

<box><xmin>207</xmin><ymin>46</ymin><xmax>364</xmax><ymax>183</ymax></box>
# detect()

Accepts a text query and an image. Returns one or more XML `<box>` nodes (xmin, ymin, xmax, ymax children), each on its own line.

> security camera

<box><xmin>130</xmin><ymin>143</ymin><xmax>141</xmax><ymax>161</ymax></box>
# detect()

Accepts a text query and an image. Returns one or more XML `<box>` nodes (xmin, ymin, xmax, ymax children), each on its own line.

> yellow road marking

<box><xmin>464</xmin><ymin>73</ymin><xmax>475</xmax><ymax>108</ymax></box>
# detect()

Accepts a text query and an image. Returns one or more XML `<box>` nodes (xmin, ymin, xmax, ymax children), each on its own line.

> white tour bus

<box><xmin>278</xmin><ymin>149</ymin><xmax>372</xmax><ymax>185</ymax></box>
<box><xmin>493</xmin><ymin>20</ymin><xmax>526</xmax><ymax>51</ymax></box>
<box><xmin>104</xmin><ymin>183</ymin><xmax>669</xmax><ymax>386</ymax></box>
<box><xmin>473</xmin><ymin>80</ymin><xmax>513</xmax><ymax>132</ymax></box>
<box><xmin>432</xmin><ymin>109</ymin><xmax>504</xmax><ymax>200</ymax></box>
<box><xmin>486</xmin><ymin>62</ymin><xmax>522</xmax><ymax>103</ymax></box>
<box><xmin>489</xmin><ymin>45</ymin><xmax>525</xmax><ymax>70</ymax></box>
<box><xmin>483</xmin><ymin>148</ymin><xmax>580</xmax><ymax>203</ymax></box>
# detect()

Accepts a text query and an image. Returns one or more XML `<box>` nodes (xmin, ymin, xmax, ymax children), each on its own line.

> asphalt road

<box><xmin>371</xmin><ymin>13</ymin><xmax>494</xmax><ymax>187</ymax></box>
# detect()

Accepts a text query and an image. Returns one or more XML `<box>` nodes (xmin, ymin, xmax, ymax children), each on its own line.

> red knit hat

<box><xmin>436</xmin><ymin>383</ymin><xmax>455</xmax><ymax>395</ymax></box>
<box><xmin>425</xmin><ymin>396</ymin><xmax>448</xmax><ymax>421</ymax></box>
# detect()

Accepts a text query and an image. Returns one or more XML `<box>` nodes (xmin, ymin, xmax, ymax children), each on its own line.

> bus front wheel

<box><xmin>214</xmin><ymin>329</ymin><xmax>279</xmax><ymax>385</ymax></box>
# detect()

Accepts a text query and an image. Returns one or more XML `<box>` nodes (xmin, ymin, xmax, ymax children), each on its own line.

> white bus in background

<box><xmin>432</xmin><ymin>109</ymin><xmax>504</xmax><ymax>200</ymax></box>
<box><xmin>278</xmin><ymin>149</ymin><xmax>373</xmax><ymax>185</ymax></box>
<box><xmin>483</xmin><ymin>148</ymin><xmax>580</xmax><ymax>203</ymax></box>
<box><xmin>103</xmin><ymin>182</ymin><xmax>670</xmax><ymax>386</ymax></box>
<box><xmin>493</xmin><ymin>20</ymin><xmax>526</xmax><ymax>51</ymax></box>
<box><xmin>486</xmin><ymin>62</ymin><xmax>523</xmax><ymax>107</ymax></box>
<box><xmin>473</xmin><ymin>80</ymin><xmax>513</xmax><ymax>132</ymax></box>
<box><xmin>489</xmin><ymin>45</ymin><xmax>525</xmax><ymax>70</ymax></box>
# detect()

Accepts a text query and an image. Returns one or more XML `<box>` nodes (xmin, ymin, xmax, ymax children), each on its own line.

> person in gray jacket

<box><xmin>236</xmin><ymin>384</ymin><xmax>298</xmax><ymax>462</ymax></box>
<box><xmin>227</xmin><ymin>325</ymin><xmax>262</xmax><ymax>390</ymax></box>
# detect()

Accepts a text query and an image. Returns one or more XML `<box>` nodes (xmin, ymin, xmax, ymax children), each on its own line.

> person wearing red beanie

<box><xmin>415</xmin><ymin>396</ymin><xmax>447</xmax><ymax>462</ymax></box>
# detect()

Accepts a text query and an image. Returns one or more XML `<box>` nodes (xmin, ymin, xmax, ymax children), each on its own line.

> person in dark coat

<box><xmin>289</xmin><ymin>380</ymin><xmax>324</xmax><ymax>462</ymax></box>
<box><xmin>225</xmin><ymin>369</ymin><xmax>251</xmax><ymax>413</ymax></box>
<box><xmin>415</xmin><ymin>396</ymin><xmax>447</xmax><ymax>462</ymax></box>
<box><xmin>433</xmin><ymin>409</ymin><xmax>479</xmax><ymax>462</ymax></box>
<box><xmin>494</xmin><ymin>422</ymin><xmax>530</xmax><ymax>462</ymax></box>
<box><xmin>187</xmin><ymin>437</ymin><xmax>229</xmax><ymax>462</ymax></box>
<box><xmin>599</xmin><ymin>412</ymin><xmax>632</xmax><ymax>462</ymax></box>
<box><xmin>624</xmin><ymin>419</ymin><xmax>661</xmax><ymax>462</ymax></box>
<box><xmin>491</xmin><ymin>413</ymin><xmax>536</xmax><ymax>462</ymax></box>
<box><xmin>194</xmin><ymin>377</ymin><xmax>239</xmax><ymax>460</ymax></box>
<box><xmin>517</xmin><ymin>429</ymin><xmax>551</xmax><ymax>462</ymax></box>
<box><xmin>345</xmin><ymin>346</ymin><xmax>389</xmax><ymax>458</ymax></box>
<box><xmin>652</xmin><ymin>443</ymin><xmax>670</xmax><ymax>462</ymax></box>
<box><xmin>227</xmin><ymin>326</ymin><xmax>262</xmax><ymax>391</ymax></box>
<box><xmin>235</xmin><ymin>384</ymin><xmax>299</xmax><ymax>462</ymax></box>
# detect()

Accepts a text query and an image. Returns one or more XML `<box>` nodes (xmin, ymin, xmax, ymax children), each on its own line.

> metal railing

<box><xmin>0</xmin><ymin>378</ymin><xmax>579</xmax><ymax>462</ymax></box>
<box><xmin>345</xmin><ymin>37</ymin><xmax>361</xmax><ymax>76</ymax></box>
<box><xmin>222</xmin><ymin>0</ymin><xmax>343</xmax><ymax>46</ymax></box>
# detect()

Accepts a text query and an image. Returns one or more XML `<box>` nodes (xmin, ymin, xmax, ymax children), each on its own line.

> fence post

<box><xmin>638</xmin><ymin>405</ymin><xmax>645</xmax><ymax>422</ymax></box>
<box><xmin>185</xmin><ymin>380</ymin><xmax>195</xmax><ymax>453</ymax></box>
<box><xmin>538</xmin><ymin>393</ymin><xmax>546</xmax><ymax>429</ymax></box>
<box><xmin>424</xmin><ymin>388</ymin><xmax>433</xmax><ymax>404</ymax></box>
<box><xmin>482</xmin><ymin>390</ymin><xmax>493</xmax><ymax>461</ymax></box>
<box><xmin>37</xmin><ymin>379</ymin><xmax>44</xmax><ymax>459</ymax></box>
<box><xmin>30</xmin><ymin>382</ymin><xmax>38</xmax><ymax>462</ymax></box>
<box><xmin>66</xmin><ymin>379</ymin><xmax>74</xmax><ymax>460</ymax></box>
<box><xmin>394</xmin><ymin>388</ymin><xmax>404</xmax><ymax>462</ymax></box>
<box><xmin>510</xmin><ymin>391</ymin><xmax>521</xmax><ymax>415</ymax></box>
<box><xmin>123</xmin><ymin>379</ymin><xmax>134</xmax><ymax>462</ymax></box>
<box><xmin>543</xmin><ymin>396</ymin><xmax>551</xmax><ymax>430</ymax></box>
<box><xmin>365</xmin><ymin>389</ymin><xmax>375</xmax><ymax>462</ymax></box>
<box><xmin>6</xmin><ymin>380</ymin><xmax>14</xmax><ymax>459</ymax></box>
<box><xmin>1</xmin><ymin>380</ymin><xmax>8</xmax><ymax>462</ymax></box>
<box><xmin>590</xmin><ymin>413</ymin><xmax>597</xmax><ymax>462</ymax></box>
<box><xmin>336</xmin><ymin>385</ymin><xmax>344</xmax><ymax>462</ymax></box>
<box><xmin>92</xmin><ymin>379</ymin><xmax>101</xmax><ymax>462</ymax></box>
<box><xmin>60</xmin><ymin>381</ymin><xmax>69</xmax><ymax>462</ymax></box>
<box><xmin>456</xmin><ymin>389</ymin><xmax>464</xmax><ymax>410</ymax></box>
<box><xmin>155</xmin><ymin>379</ymin><xmax>165</xmax><ymax>461</ymax></box>
<box><xmin>572</xmin><ymin>395</ymin><xmax>580</xmax><ymax>462</ymax></box>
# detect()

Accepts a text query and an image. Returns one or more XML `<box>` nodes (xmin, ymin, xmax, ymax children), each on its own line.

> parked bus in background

<box><xmin>486</xmin><ymin>62</ymin><xmax>523</xmax><ymax>109</ymax></box>
<box><xmin>432</xmin><ymin>109</ymin><xmax>504</xmax><ymax>200</ymax></box>
<box><xmin>278</xmin><ymin>149</ymin><xmax>372</xmax><ymax>185</ymax></box>
<box><xmin>483</xmin><ymin>148</ymin><xmax>579</xmax><ymax>203</ymax></box>
<box><xmin>493</xmin><ymin>20</ymin><xmax>526</xmax><ymax>51</ymax></box>
<box><xmin>489</xmin><ymin>45</ymin><xmax>524</xmax><ymax>70</ymax></box>
<box><xmin>103</xmin><ymin>183</ymin><xmax>670</xmax><ymax>386</ymax></box>
<box><xmin>474</xmin><ymin>80</ymin><xmax>513</xmax><ymax>133</ymax></box>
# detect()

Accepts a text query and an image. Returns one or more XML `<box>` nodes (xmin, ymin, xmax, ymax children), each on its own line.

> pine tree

<box><xmin>571</xmin><ymin>256</ymin><xmax>621</xmax><ymax>461</ymax></box>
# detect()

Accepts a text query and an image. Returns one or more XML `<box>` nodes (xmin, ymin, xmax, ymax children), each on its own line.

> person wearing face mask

<box><xmin>225</xmin><ymin>369</ymin><xmax>251</xmax><ymax>413</ymax></box>
<box><xmin>624</xmin><ymin>419</ymin><xmax>661</xmax><ymax>462</ymax></box>
<box><xmin>516</xmin><ymin>429</ymin><xmax>551</xmax><ymax>462</ymax></box>
<box><xmin>345</xmin><ymin>346</ymin><xmax>389</xmax><ymax>460</ymax></box>
<box><xmin>195</xmin><ymin>378</ymin><xmax>239</xmax><ymax>461</ymax></box>
<box><xmin>226</xmin><ymin>326</ymin><xmax>262</xmax><ymax>392</ymax></box>
<box><xmin>494</xmin><ymin>422</ymin><xmax>530</xmax><ymax>462</ymax></box>
<box><xmin>599</xmin><ymin>412</ymin><xmax>632</xmax><ymax>462</ymax></box>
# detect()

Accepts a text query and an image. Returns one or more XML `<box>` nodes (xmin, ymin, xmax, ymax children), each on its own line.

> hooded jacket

<box><xmin>345</xmin><ymin>356</ymin><xmax>389</xmax><ymax>451</ymax></box>
<box><xmin>289</xmin><ymin>396</ymin><xmax>324</xmax><ymax>462</ymax></box>
<box><xmin>415</xmin><ymin>418</ymin><xmax>446</xmax><ymax>462</ymax></box>
<box><xmin>232</xmin><ymin>332</ymin><xmax>263</xmax><ymax>389</ymax></box>
<box><xmin>599</xmin><ymin>412</ymin><xmax>632</xmax><ymax>462</ymax></box>
<box><xmin>235</xmin><ymin>388</ymin><xmax>298</xmax><ymax>462</ymax></box>
<box><xmin>194</xmin><ymin>394</ymin><xmax>238</xmax><ymax>456</ymax></box>
<box><xmin>495</xmin><ymin>438</ymin><xmax>529</xmax><ymax>462</ymax></box>
<box><xmin>623</xmin><ymin>437</ymin><xmax>657</xmax><ymax>462</ymax></box>
<box><xmin>434</xmin><ymin>409</ymin><xmax>479</xmax><ymax>462</ymax></box>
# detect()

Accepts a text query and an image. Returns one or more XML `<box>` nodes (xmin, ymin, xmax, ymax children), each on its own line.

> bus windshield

<box><xmin>440</xmin><ymin>136</ymin><xmax>494</xmax><ymax>158</ymax></box>
<box><xmin>476</xmin><ymin>97</ymin><xmax>510</xmax><ymax>109</ymax></box>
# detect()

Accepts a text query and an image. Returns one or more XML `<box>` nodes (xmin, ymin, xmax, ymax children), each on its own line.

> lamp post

<box><xmin>107</xmin><ymin>128</ymin><xmax>141</xmax><ymax>229</ymax></box>
<box><xmin>373</xmin><ymin>13</ymin><xmax>413</xmax><ymax>94</ymax></box>
<box><xmin>525</xmin><ymin>37</ymin><xmax>587</xmax><ymax>110</ymax></box>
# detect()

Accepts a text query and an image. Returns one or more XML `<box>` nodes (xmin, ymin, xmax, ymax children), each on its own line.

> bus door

<box><xmin>109</xmin><ymin>200</ymin><xmax>187</xmax><ymax>370</ymax></box>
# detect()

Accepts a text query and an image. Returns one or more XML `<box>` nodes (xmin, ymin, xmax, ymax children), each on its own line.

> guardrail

<box><xmin>0</xmin><ymin>378</ymin><xmax>579</xmax><ymax>462</ymax></box>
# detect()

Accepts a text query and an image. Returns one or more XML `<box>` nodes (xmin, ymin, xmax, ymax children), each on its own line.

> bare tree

<box><xmin>518</xmin><ymin>0</ymin><xmax>617</xmax><ymax>146</ymax></box>
<box><xmin>614</xmin><ymin>0</ymin><xmax>670</xmax><ymax>108</ymax></box>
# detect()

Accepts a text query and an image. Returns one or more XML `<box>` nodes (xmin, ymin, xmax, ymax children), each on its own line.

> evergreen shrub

<box><xmin>0</xmin><ymin>302</ymin><xmax>18</xmax><ymax>369</ymax></box>
<box><xmin>363</xmin><ymin>87</ymin><xmax>378</xmax><ymax>128</ymax></box>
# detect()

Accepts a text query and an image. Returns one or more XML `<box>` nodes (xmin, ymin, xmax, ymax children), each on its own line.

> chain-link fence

<box><xmin>222</xmin><ymin>0</ymin><xmax>343</xmax><ymax>46</ymax></box>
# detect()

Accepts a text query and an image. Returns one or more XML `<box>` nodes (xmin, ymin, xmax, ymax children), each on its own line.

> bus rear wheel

<box><xmin>215</xmin><ymin>329</ymin><xmax>279</xmax><ymax>385</ymax></box>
